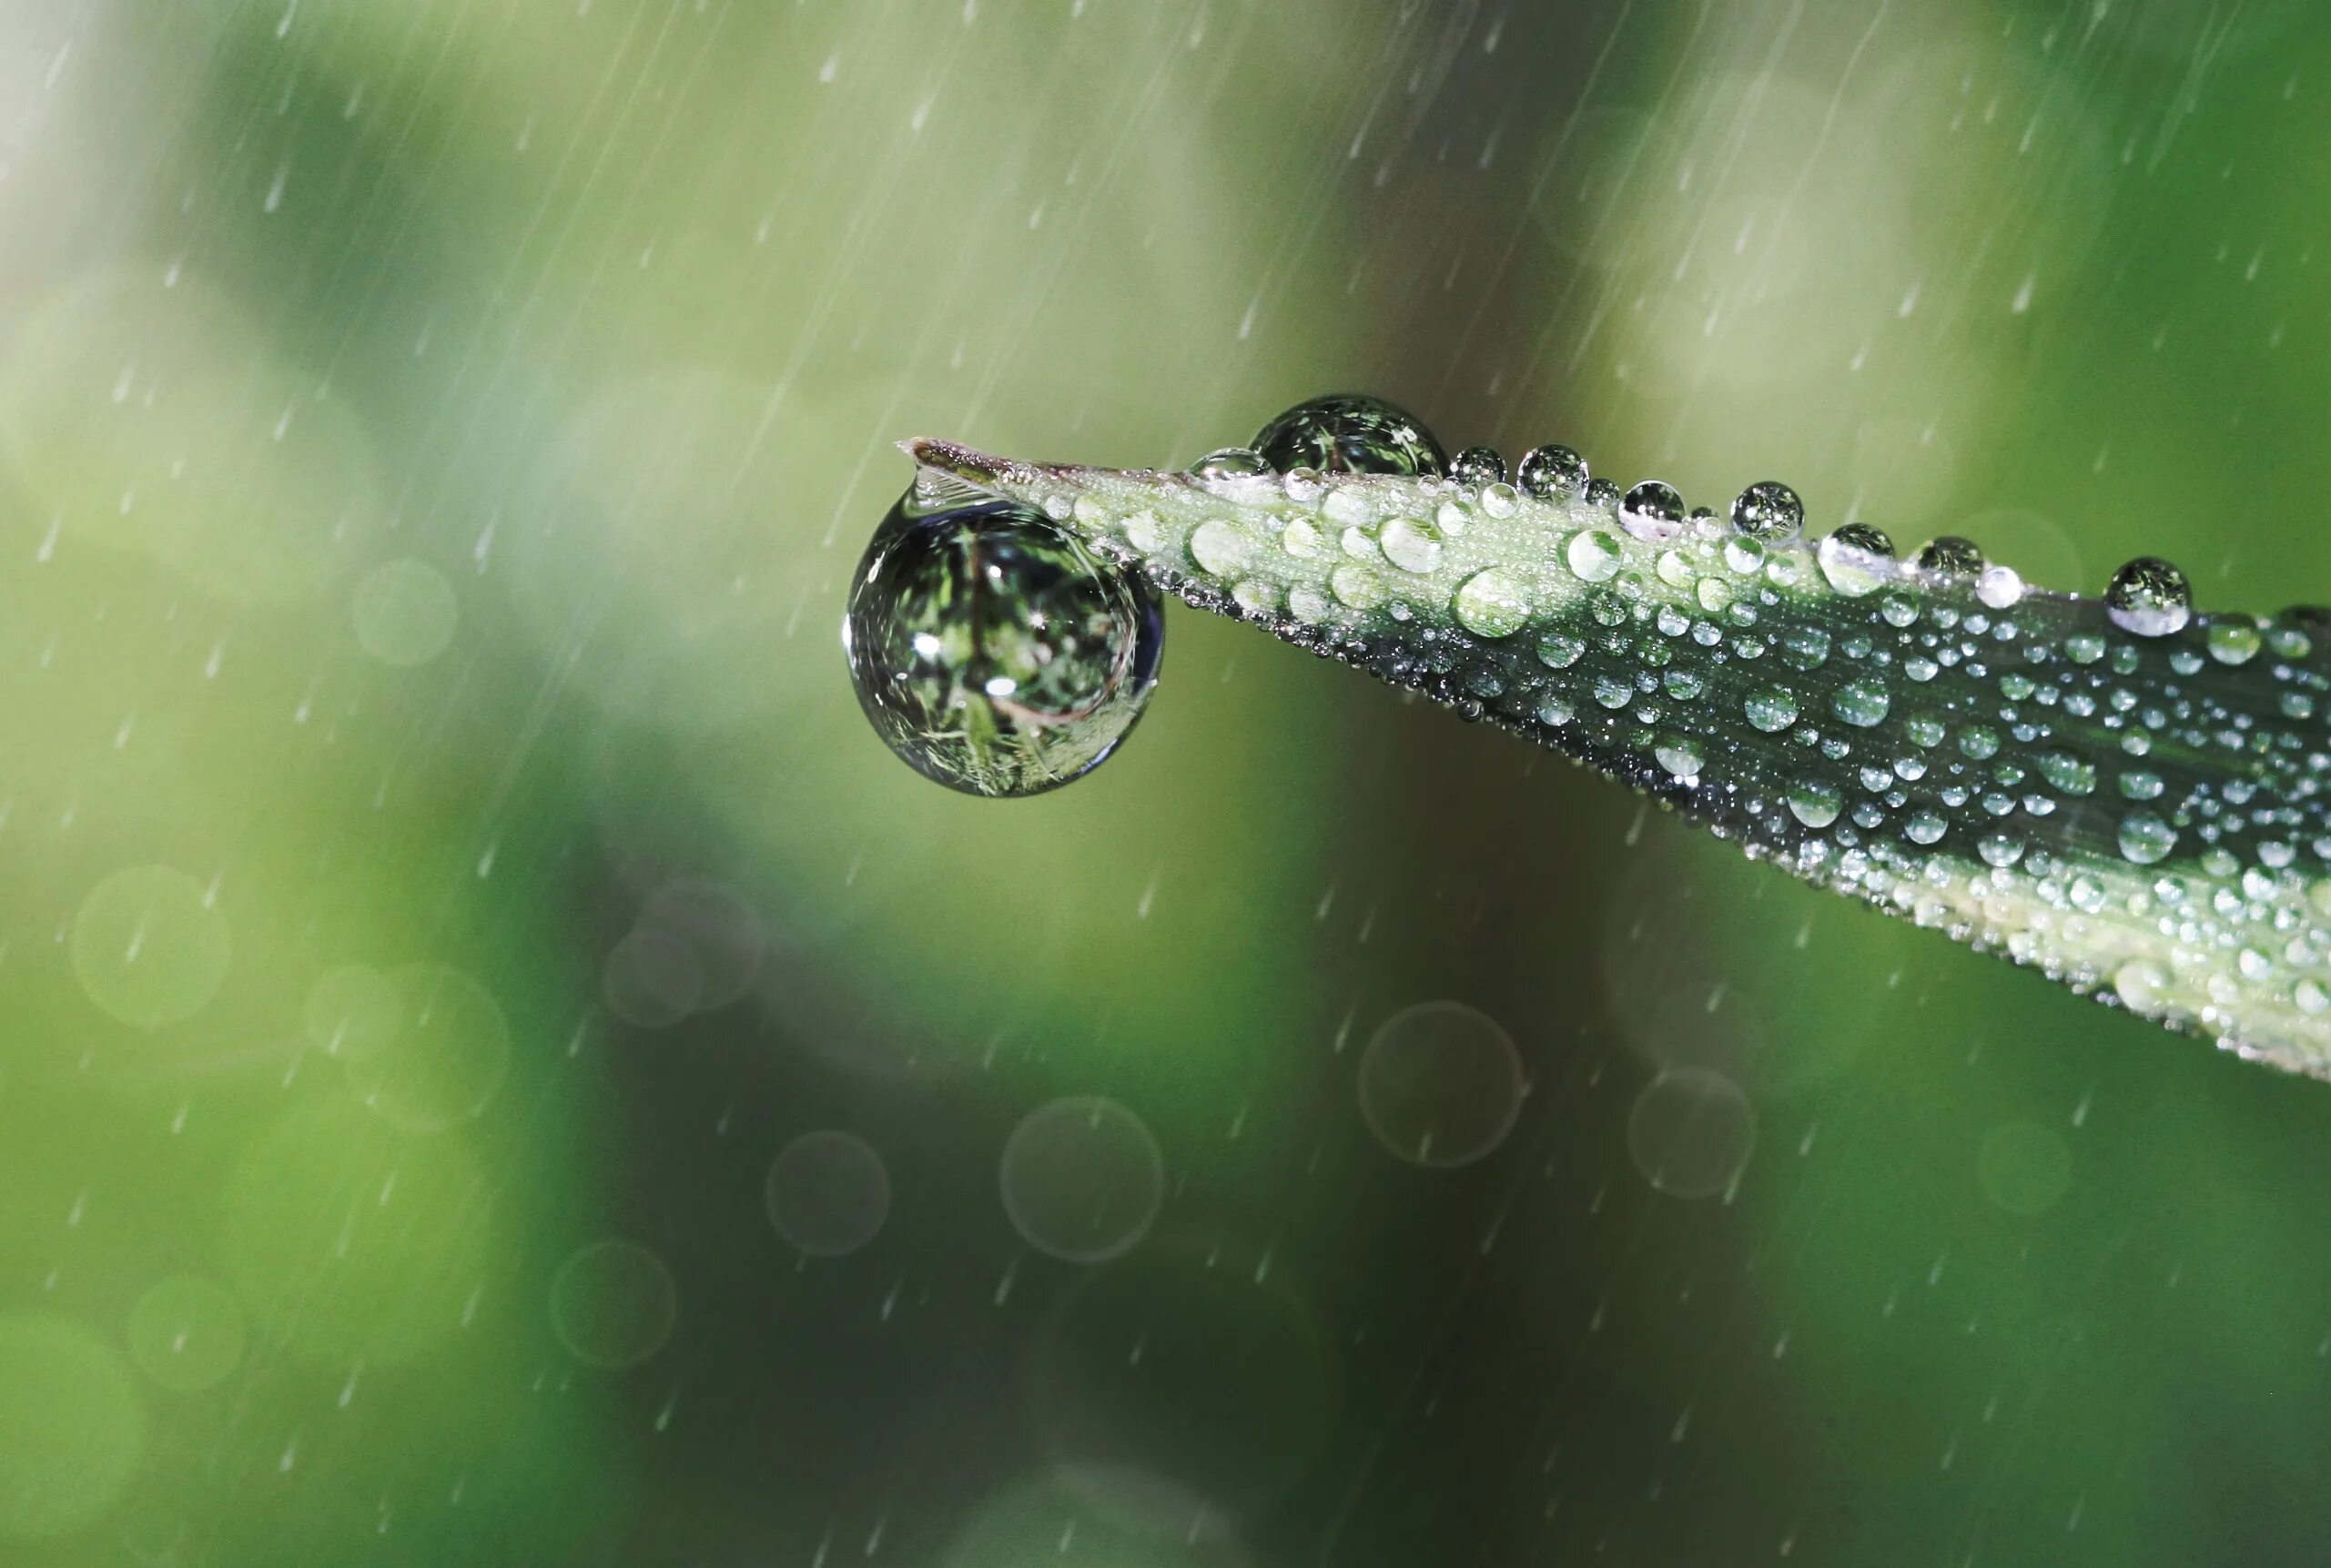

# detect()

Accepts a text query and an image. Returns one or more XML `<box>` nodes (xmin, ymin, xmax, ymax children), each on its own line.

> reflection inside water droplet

<box><xmin>845</xmin><ymin>491</ymin><xmax>1163</xmax><ymax>798</ymax></box>
<box><xmin>1250</xmin><ymin>393</ymin><xmax>1446</xmax><ymax>476</ymax></box>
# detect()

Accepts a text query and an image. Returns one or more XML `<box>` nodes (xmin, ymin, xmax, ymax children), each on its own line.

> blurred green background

<box><xmin>4</xmin><ymin>1</ymin><xmax>2330</xmax><ymax>1563</ymax></box>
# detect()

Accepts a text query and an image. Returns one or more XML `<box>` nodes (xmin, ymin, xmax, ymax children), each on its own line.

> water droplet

<box><xmin>1728</xmin><ymin>481</ymin><xmax>1802</xmax><ymax>542</ymax></box>
<box><xmin>1620</xmin><ymin>480</ymin><xmax>1686</xmax><ymax>542</ymax></box>
<box><xmin>845</xmin><ymin>492</ymin><xmax>1162</xmax><ymax>798</ymax></box>
<box><xmin>1282</xmin><ymin>466</ymin><xmax>1326</xmax><ymax>502</ymax></box>
<box><xmin>2117</xmin><ymin>812</ymin><xmax>2178</xmax><ymax>865</ymax></box>
<box><xmin>1744</xmin><ymin>687</ymin><xmax>1799</xmax><ymax>733</ymax></box>
<box><xmin>1189</xmin><ymin>446</ymin><xmax>1268</xmax><ymax>481</ymax></box>
<box><xmin>1454</xmin><ymin>569</ymin><xmax>1531</xmax><ymax>638</ymax></box>
<box><xmin>1252</xmin><ymin>393</ymin><xmax>1445</xmax><ymax>476</ymax></box>
<box><xmin>999</xmin><ymin>1097</ymin><xmax>1163</xmax><ymax>1261</ymax></box>
<box><xmin>1788</xmin><ymin>780</ymin><xmax>1843</xmax><ymax>829</ymax></box>
<box><xmin>1565</xmin><ymin>528</ymin><xmax>1624</xmax><ymax>583</ymax></box>
<box><xmin>1817</xmin><ymin>524</ymin><xmax>1894</xmax><ymax>596</ymax></box>
<box><xmin>1280</xmin><ymin>517</ymin><xmax>1326</xmax><ymax>559</ymax></box>
<box><xmin>1904</xmin><ymin>810</ymin><xmax>1946</xmax><ymax>845</ymax></box>
<box><xmin>2205</xmin><ymin>618</ymin><xmax>2261</xmax><ymax>665</ymax></box>
<box><xmin>1975</xmin><ymin>564</ymin><xmax>2025</xmax><ymax>610</ymax></box>
<box><xmin>1515</xmin><ymin>444</ymin><xmax>1587</xmax><ymax>501</ymax></box>
<box><xmin>1585</xmin><ymin>476</ymin><xmax>1621</xmax><ymax>511</ymax></box>
<box><xmin>2103</xmin><ymin>557</ymin><xmax>2191</xmax><ymax>637</ymax></box>
<box><xmin>1915</xmin><ymin>536</ymin><xmax>1985</xmax><ymax>581</ymax></box>
<box><xmin>1976</xmin><ymin>831</ymin><xmax>2025</xmax><ymax>868</ymax></box>
<box><xmin>1331</xmin><ymin>562</ymin><xmax>1387</xmax><ymax>610</ymax></box>
<box><xmin>2035</xmin><ymin>752</ymin><xmax>2097</xmax><ymax>796</ymax></box>
<box><xmin>1189</xmin><ymin>519</ymin><xmax>1259</xmax><ymax>576</ymax></box>
<box><xmin>1378</xmin><ymin>516</ymin><xmax>1443</xmax><ymax>574</ymax></box>
<box><xmin>1478</xmin><ymin>481</ymin><xmax>1519</xmax><ymax>518</ymax></box>
<box><xmin>1447</xmin><ymin>446</ymin><xmax>1505</xmax><ymax>488</ymax></box>
<box><xmin>1830</xmin><ymin>680</ymin><xmax>1890</xmax><ymax>727</ymax></box>
<box><xmin>1723</xmin><ymin>536</ymin><xmax>1766</xmax><ymax>574</ymax></box>
<box><xmin>1537</xmin><ymin>632</ymin><xmax>1585</xmax><ymax>669</ymax></box>
<box><xmin>1655</xmin><ymin>738</ymin><xmax>1704</xmax><ymax>780</ymax></box>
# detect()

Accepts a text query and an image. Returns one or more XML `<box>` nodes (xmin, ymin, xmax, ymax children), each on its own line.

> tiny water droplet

<box><xmin>1915</xmin><ymin>536</ymin><xmax>1985</xmax><ymax>581</ymax></box>
<box><xmin>1975</xmin><ymin>565</ymin><xmax>2024</xmax><ymax>609</ymax></box>
<box><xmin>1744</xmin><ymin>687</ymin><xmax>1799</xmax><ymax>733</ymax></box>
<box><xmin>1448</xmin><ymin>446</ymin><xmax>1506</xmax><ymax>488</ymax></box>
<box><xmin>1728</xmin><ymin>481</ymin><xmax>1802</xmax><ymax>542</ymax></box>
<box><xmin>2103</xmin><ymin>557</ymin><xmax>2192</xmax><ymax>638</ymax></box>
<box><xmin>2205</xmin><ymin>619</ymin><xmax>2261</xmax><ymax>665</ymax></box>
<box><xmin>1830</xmin><ymin>681</ymin><xmax>1890</xmax><ymax>727</ymax></box>
<box><xmin>1453</xmin><ymin>569</ymin><xmax>1531</xmax><ymax>638</ymax></box>
<box><xmin>1788</xmin><ymin>780</ymin><xmax>1843</xmax><ymax>829</ymax></box>
<box><xmin>1190</xmin><ymin>446</ymin><xmax>1269</xmax><ymax>481</ymax></box>
<box><xmin>1565</xmin><ymin>528</ymin><xmax>1624</xmax><ymax>583</ymax></box>
<box><xmin>2117</xmin><ymin>812</ymin><xmax>2178</xmax><ymax>865</ymax></box>
<box><xmin>1252</xmin><ymin>394</ymin><xmax>1445</xmax><ymax>476</ymax></box>
<box><xmin>1620</xmin><ymin>480</ymin><xmax>1686</xmax><ymax>542</ymax></box>
<box><xmin>845</xmin><ymin>491</ymin><xmax>1162</xmax><ymax>798</ymax></box>
<box><xmin>1817</xmin><ymin>524</ymin><xmax>1894</xmax><ymax>596</ymax></box>
<box><xmin>1379</xmin><ymin>516</ymin><xmax>1443</xmax><ymax>574</ymax></box>
<box><xmin>1515</xmin><ymin>444</ymin><xmax>1587</xmax><ymax>501</ymax></box>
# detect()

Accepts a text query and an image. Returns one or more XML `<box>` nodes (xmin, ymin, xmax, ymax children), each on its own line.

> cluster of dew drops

<box><xmin>1148</xmin><ymin>398</ymin><xmax>2331</xmax><ymax>1027</ymax></box>
<box><xmin>1184</xmin><ymin>391</ymin><xmax>2208</xmax><ymax>649</ymax></box>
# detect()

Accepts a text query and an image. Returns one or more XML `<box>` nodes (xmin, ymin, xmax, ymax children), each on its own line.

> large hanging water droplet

<box><xmin>844</xmin><ymin>491</ymin><xmax>1163</xmax><ymax>798</ymax></box>
<box><xmin>1728</xmin><ymin>481</ymin><xmax>1802</xmax><ymax>542</ymax></box>
<box><xmin>2103</xmin><ymin>556</ymin><xmax>2193</xmax><ymax>638</ymax></box>
<box><xmin>1251</xmin><ymin>394</ymin><xmax>1446</xmax><ymax>477</ymax></box>
<box><xmin>1515</xmin><ymin>444</ymin><xmax>1587</xmax><ymax>502</ymax></box>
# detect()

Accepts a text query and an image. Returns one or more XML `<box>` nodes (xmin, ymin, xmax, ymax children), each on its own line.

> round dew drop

<box><xmin>1619</xmin><ymin>480</ymin><xmax>1686</xmax><ymax>542</ymax></box>
<box><xmin>2117</xmin><ymin>812</ymin><xmax>2178</xmax><ymax>865</ymax></box>
<box><xmin>1744</xmin><ymin>687</ymin><xmax>1799</xmax><ymax>733</ymax></box>
<box><xmin>1448</xmin><ymin>445</ymin><xmax>1506</xmax><ymax>488</ymax></box>
<box><xmin>1817</xmin><ymin>524</ymin><xmax>1894</xmax><ymax>597</ymax></box>
<box><xmin>2104</xmin><ymin>557</ymin><xmax>2192</xmax><ymax>637</ymax></box>
<box><xmin>1788</xmin><ymin>780</ymin><xmax>1843</xmax><ymax>829</ymax></box>
<box><xmin>1331</xmin><ymin>563</ymin><xmax>1388</xmax><ymax>610</ymax></box>
<box><xmin>1454</xmin><ymin>569</ymin><xmax>1531</xmax><ymax>638</ymax></box>
<box><xmin>844</xmin><ymin>493</ymin><xmax>1163</xmax><ymax>799</ymax></box>
<box><xmin>1566</xmin><ymin>528</ymin><xmax>1624</xmax><ymax>583</ymax></box>
<box><xmin>1252</xmin><ymin>393</ymin><xmax>1446</xmax><ymax>476</ymax></box>
<box><xmin>1378</xmin><ymin>516</ymin><xmax>1443</xmax><ymax>574</ymax></box>
<box><xmin>1189</xmin><ymin>519</ymin><xmax>1258</xmax><ymax>576</ymax></box>
<box><xmin>1728</xmin><ymin>481</ymin><xmax>1802</xmax><ymax>542</ymax></box>
<box><xmin>1830</xmin><ymin>681</ymin><xmax>1890</xmax><ymax>727</ymax></box>
<box><xmin>1516</xmin><ymin>444</ymin><xmax>1588</xmax><ymax>501</ymax></box>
